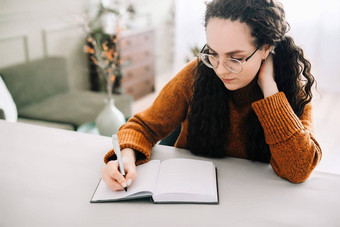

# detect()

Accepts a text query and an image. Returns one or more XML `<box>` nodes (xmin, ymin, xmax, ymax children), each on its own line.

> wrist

<box><xmin>260</xmin><ymin>81</ymin><xmax>279</xmax><ymax>98</ymax></box>
<box><xmin>121</xmin><ymin>148</ymin><xmax>136</xmax><ymax>163</ymax></box>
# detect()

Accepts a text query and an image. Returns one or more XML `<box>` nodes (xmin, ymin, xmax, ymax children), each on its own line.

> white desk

<box><xmin>1</xmin><ymin>120</ymin><xmax>339</xmax><ymax>227</ymax></box>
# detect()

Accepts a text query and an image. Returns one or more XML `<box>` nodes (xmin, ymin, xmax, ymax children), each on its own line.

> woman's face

<box><xmin>206</xmin><ymin>18</ymin><xmax>267</xmax><ymax>91</ymax></box>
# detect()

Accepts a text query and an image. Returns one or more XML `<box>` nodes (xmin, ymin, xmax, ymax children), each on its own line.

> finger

<box><xmin>125</xmin><ymin>166</ymin><xmax>137</xmax><ymax>187</ymax></box>
<box><xmin>102</xmin><ymin>172</ymin><xmax>125</xmax><ymax>191</ymax></box>
<box><xmin>102</xmin><ymin>163</ymin><xmax>124</xmax><ymax>191</ymax></box>
<box><xmin>102</xmin><ymin>166</ymin><xmax>124</xmax><ymax>191</ymax></box>
<box><xmin>105</xmin><ymin>161</ymin><xmax>127</xmax><ymax>189</ymax></box>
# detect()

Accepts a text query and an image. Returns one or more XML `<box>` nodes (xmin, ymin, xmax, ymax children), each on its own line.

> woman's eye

<box><xmin>231</xmin><ymin>57</ymin><xmax>243</xmax><ymax>61</ymax></box>
<box><xmin>207</xmin><ymin>51</ymin><xmax>216</xmax><ymax>55</ymax></box>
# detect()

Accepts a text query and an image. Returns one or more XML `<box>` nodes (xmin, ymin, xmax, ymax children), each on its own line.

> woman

<box><xmin>102</xmin><ymin>0</ymin><xmax>322</xmax><ymax>190</ymax></box>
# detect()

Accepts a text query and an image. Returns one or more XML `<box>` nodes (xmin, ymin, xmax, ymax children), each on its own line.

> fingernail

<box><xmin>127</xmin><ymin>179</ymin><xmax>132</xmax><ymax>186</ymax></box>
<box><xmin>122</xmin><ymin>182</ymin><xmax>127</xmax><ymax>188</ymax></box>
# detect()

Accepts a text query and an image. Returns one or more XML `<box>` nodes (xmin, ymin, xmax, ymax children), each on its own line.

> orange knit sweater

<box><xmin>104</xmin><ymin>59</ymin><xmax>322</xmax><ymax>183</ymax></box>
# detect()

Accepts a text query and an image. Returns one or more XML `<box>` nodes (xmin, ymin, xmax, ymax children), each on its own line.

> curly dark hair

<box><xmin>187</xmin><ymin>0</ymin><xmax>315</xmax><ymax>162</ymax></box>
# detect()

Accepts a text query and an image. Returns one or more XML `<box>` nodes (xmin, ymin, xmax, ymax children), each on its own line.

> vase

<box><xmin>95</xmin><ymin>98</ymin><xmax>126</xmax><ymax>136</ymax></box>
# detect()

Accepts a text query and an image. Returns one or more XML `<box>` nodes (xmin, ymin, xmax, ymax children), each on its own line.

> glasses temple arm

<box><xmin>245</xmin><ymin>47</ymin><xmax>259</xmax><ymax>62</ymax></box>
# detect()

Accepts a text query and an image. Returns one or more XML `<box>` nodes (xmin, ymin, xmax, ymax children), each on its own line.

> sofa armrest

<box><xmin>0</xmin><ymin>108</ymin><xmax>4</xmax><ymax>120</ymax></box>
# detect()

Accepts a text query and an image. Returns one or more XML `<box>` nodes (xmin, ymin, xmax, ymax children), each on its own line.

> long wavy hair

<box><xmin>187</xmin><ymin>0</ymin><xmax>315</xmax><ymax>162</ymax></box>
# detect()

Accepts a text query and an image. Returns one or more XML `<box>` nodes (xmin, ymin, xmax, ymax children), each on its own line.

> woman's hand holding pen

<box><xmin>102</xmin><ymin>148</ymin><xmax>137</xmax><ymax>191</ymax></box>
<box><xmin>258</xmin><ymin>54</ymin><xmax>279</xmax><ymax>98</ymax></box>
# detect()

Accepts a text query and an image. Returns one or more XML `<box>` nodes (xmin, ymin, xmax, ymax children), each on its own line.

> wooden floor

<box><xmin>133</xmin><ymin>72</ymin><xmax>340</xmax><ymax>175</ymax></box>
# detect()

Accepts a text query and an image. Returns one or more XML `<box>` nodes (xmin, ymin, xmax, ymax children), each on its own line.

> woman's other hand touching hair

<box><xmin>258</xmin><ymin>54</ymin><xmax>279</xmax><ymax>98</ymax></box>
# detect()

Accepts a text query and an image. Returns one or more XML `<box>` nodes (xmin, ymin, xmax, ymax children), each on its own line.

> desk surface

<box><xmin>1</xmin><ymin>120</ymin><xmax>340</xmax><ymax>227</ymax></box>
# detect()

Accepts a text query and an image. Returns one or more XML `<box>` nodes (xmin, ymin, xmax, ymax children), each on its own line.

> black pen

<box><xmin>112</xmin><ymin>134</ymin><xmax>127</xmax><ymax>192</ymax></box>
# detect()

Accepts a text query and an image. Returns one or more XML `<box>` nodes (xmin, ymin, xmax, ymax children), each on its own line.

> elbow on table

<box><xmin>272</xmin><ymin>148</ymin><xmax>321</xmax><ymax>184</ymax></box>
<box><xmin>285</xmin><ymin>172</ymin><xmax>312</xmax><ymax>184</ymax></box>
<box><xmin>272</xmin><ymin>161</ymin><xmax>316</xmax><ymax>184</ymax></box>
<box><xmin>285</xmin><ymin>155</ymin><xmax>321</xmax><ymax>183</ymax></box>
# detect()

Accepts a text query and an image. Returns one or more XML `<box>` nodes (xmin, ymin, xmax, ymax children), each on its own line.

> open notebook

<box><xmin>91</xmin><ymin>158</ymin><xmax>219</xmax><ymax>204</ymax></box>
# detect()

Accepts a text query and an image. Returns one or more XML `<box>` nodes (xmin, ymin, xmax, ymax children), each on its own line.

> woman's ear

<box><xmin>262</xmin><ymin>44</ymin><xmax>273</xmax><ymax>60</ymax></box>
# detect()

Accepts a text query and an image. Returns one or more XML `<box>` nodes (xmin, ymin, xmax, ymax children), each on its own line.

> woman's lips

<box><xmin>221</xmin><ymin>78</ymin><xmax>236</xmax><ymax>83</ymax></box>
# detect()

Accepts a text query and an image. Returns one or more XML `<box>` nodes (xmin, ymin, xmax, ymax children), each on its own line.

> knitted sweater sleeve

<box><xmin>252</xmin><ymin>92</ymin><xmax>322</xmax><ymax>183</ymax></box>
<box><xmin>104</xmin><ymin>60</ymin><xmax>196</xmax><ymax>165</ymax></box>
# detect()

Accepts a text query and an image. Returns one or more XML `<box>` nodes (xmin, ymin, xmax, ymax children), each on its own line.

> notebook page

<box><xmin>154</xmin><ymin>158</ymin><xmax>217</xmax><ymax>201</ymax></box>
<box><xmin>91</xmin><ymin>160</ymin><xmax>161</xmax><ymax>202</ymax></box>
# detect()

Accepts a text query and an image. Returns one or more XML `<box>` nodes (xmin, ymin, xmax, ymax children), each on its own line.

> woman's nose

<box><xmin>215</xmin><ymin>60</ymin><xmax>231</xmax><ymax>75</ymax></box>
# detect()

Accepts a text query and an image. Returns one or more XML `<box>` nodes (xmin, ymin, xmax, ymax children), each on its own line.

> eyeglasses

<box><xmin>198</xmin><ymin>44</ymin><xmax>259</xmax><ymax>73</ymax></box>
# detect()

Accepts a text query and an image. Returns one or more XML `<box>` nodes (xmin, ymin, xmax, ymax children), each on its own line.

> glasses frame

<box><xmin>198</xmin><ymin>44</ymin><xmax>259</xmax><ymax>73</ymax></box>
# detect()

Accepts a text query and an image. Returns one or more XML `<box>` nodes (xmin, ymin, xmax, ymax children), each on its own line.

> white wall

<box><xmin>174</xmin><ymin>0</ymin><xmax>206</xmax><ymax>73</ymax></box>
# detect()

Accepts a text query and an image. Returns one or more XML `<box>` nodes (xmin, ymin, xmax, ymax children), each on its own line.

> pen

<box><xmin>112</xmin><ymin>134</ymin><xmax>127</xmax><ymax>192</ymax></box>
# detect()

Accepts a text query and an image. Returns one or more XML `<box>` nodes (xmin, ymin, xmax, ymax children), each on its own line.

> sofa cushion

<box><xmin>18</xmin><ymin>91</ymin><xmax>133</xmax><ymax>128</ymax></box>
<box><xmin>0</xmin><ymin>57</ymin><xmax>69</xmax><ymax>108</ymax></box>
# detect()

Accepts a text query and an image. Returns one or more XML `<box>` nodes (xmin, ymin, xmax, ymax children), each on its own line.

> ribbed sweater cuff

<box><xmin>103</xmin><ymin>129</ymin><xmax>152</xmax><ymax>165</ymax></box>
<box><xmin>251</xmin><ymin>92</ymin><xmax>304</xmax><ymax>144</ymax></box>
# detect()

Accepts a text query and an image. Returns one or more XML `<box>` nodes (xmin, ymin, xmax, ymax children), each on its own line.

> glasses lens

<box><xmin>200</xmin><ymin>54</ymin><xmax>217</xmax><ymax>69</ymax></box>
<box><xmin>224</xmin><ymin>59</ymin><xmax>243</xmax><ymax>73</ymax></box>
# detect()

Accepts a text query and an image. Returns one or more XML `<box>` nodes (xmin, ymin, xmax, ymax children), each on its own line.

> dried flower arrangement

<box><xmin>84</xmin><ymin>27</ymin><xmax>123</xmax><ymax>100</ymax></box>
<box><xmin>78</xmin><ymin>2</ymin><xmax>136</xmax><ymax>100</ymax></box>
